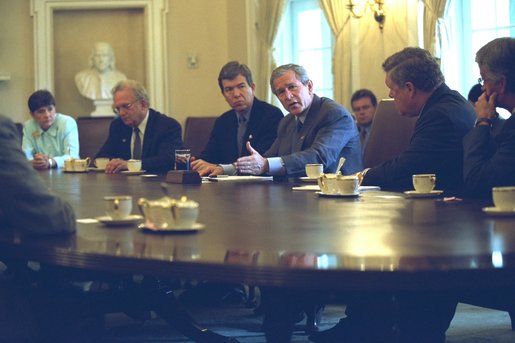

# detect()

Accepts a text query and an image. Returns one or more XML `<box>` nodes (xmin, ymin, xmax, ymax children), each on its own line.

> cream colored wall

<box><xmin>344</xmin><ymin>0</ymin><xmax>419</xmax><ymax>106</ymax></box>
<box><xmin>168</xmin><ymin>0</ymin><xmax>233</xmax><ymax>123</ymax></box>
<box><xmin>0</xmin><ymin>0</ymin><xmax>34</xmax><ymax>124</ymax></box>
<box><xmin>0</xmin><ymin>0</ymin><xmax>247</xmax><ymax>127</ymax></box>
<box><xmin>0</xmin><ymin>0</ymin><xmax>417</xmax><ymax>127</ymax></box>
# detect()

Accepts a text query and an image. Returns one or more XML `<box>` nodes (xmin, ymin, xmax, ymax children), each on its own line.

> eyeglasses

<box><xmin>113</xmin><ymin>101</ymin><xmax>138</xmax><ymax>114</ymax></box>
<box><xmin>478</xmin><ymin>77</ymin><xmax>489</xmax><ymax>86</ymax></box>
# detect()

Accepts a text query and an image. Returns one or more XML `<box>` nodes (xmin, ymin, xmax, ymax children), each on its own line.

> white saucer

<box><xmin>316</xmin><ymin>191</ymin><xmax>360</xmax><ymax>198</ymax></box>
<box><xmin>298</xmin><ymin>176</ymin><xmax>319</xmax><ymax>183</ymax></box>
<box><xmin>404</xmin><ymin>190</ymin><xmax>444</xmax><ymax>198</ymax></box>
<box><xmin>138</xmin><ymin>222</ymin><xmax>205</xmax><ymax>233</ymax></box>
<box><xmin>96</xmin><ymin>214</ymin><xmax>144</xmax><ymax>226</ymax></box>
<box><xmin>121</xmin><ymin>170</ymin><xmax>146</xmax><ymax>175</ymax></box>
<box><xmin>482</xmin><ymin>207</ymin><xmax>515</xmax><ymax>216</ymax></box>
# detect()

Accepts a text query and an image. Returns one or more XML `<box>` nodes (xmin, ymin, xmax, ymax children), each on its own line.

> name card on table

<box><xmin>166</xmin><ymin>170</ymin><xmax>202</xmax><ymax>184</ymax></box>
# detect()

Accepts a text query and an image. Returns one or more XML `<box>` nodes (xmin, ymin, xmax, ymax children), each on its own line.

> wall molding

<box><xmin>31</xmin><ymin>0</ymin><xmax>169</xmax><ymax>111</ymax></box>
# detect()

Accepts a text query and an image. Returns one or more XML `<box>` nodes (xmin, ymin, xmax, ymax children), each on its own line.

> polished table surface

<box><xmin>2</xmin><ymin>170</ymin><xmax>515</xmax><ymax>291</ymax></box>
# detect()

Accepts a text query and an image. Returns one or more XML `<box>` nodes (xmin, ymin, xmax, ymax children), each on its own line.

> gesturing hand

<box><xmin>235</xmin><ymin>142</ymin><xmax>269</xmax><ymax>175</ymax></box>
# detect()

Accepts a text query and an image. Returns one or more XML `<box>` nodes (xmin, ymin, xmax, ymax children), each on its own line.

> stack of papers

<box><xmin>292</xmin><ymin>185</ymin><xmax>381</xmax><ymax>192</ymax></box>
<box><xmin>207</xmin><ymin>175</ymin><xmax>273</xmax><ymax>182</ymax></box>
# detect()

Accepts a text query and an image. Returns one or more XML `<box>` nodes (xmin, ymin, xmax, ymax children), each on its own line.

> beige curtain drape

<box><xmin>423</xmin><ymin>0</ymin><xmax>448</xmax><ymax>55</ymax></box>
<box><xmin>256</xmin><ymin>0</ymin><xmax>287</xmax><ymax>102</ymax></box>
<box><xmin>319</xmin><ymin>0</ymin><xmax>350</xmax><ymax>106</ymax></box>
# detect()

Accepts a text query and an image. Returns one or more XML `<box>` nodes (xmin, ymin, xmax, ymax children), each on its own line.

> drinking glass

<box><xmin>175</xmin><ymin>149</ymin><xmax>191</xmax><ymax>171</ymax></box>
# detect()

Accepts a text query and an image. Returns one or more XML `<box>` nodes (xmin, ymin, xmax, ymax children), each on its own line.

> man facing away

<box><xmin>1</xmin><ymin>114</ymin><xmax>76</xmax><ymax>340</ymax></box>
<box><xmin>463</xmin><ymin>37</ymin><xmax>515</xmax><ymax>197</ymax></box>
<box><xmin>235</xmin><ymin>63</ymin><xmax>362</xmax><ymax>177</ymax></box>
<box><xmin>311</xmin><ymin>47</ymin><xmax>477</xmax><ymax>343</ymax></box>
<box><xmin>191</xmin><ymin>61</ymin><xmax>283</xmax><ymax>176</ymax></box>
<box><xmin>350</xmin><ymin>88</ymin><xmax>377</xmax><ymax>154</ymax></box>
<box><xmin>95</xmin><ymin>80</ymin><xmax>183</xmax><ymax>173</ymax></box>
<box><xmin>22</xmin><ymin>90</ymin><xmax>80</xmax><ymax>170</ymax></box>
<box><xmin>358</xmin><ymin>47</ymin><xmax>476</xmax><ymax>193</ymax></box>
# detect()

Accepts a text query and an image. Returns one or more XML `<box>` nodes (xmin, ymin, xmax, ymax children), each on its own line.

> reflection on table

<box><xmin>1</xmin><ymin>170</ymin><xmax>515</xmax><ymax>291</ymax></box>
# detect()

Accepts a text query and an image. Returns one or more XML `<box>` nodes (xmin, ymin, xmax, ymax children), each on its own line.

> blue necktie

<box><xmin>237</xmin><ymin>115</ymin><xmax>247</xmax><ymax>156</ymax></box>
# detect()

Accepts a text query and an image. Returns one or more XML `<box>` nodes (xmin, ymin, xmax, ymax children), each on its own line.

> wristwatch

<box><xmin>475</xmin><ymin>117</ymin><xmax>493</xmax><ymax>128</ymax></box>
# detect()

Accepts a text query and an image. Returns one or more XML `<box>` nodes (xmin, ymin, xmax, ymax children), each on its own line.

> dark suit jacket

<box><xmin>363</xmin><ymin>84</ymin><xmax>476</xmax><ymax>192</ymax></box>
<box><xmin>198</xmin><ymin>98</ymin><xmax>283</xmax><ymax>164</ymax></box>
<box><xmin>265</xmin><ymin>94</ymin><xmax>362</xmax><ymax>177</ymax></box>
<box><xmin>463</xmin><ymin>113</ymin><xmax>515</xmax><ymax>198</ymax></box>
<box><xmin>95</xmin><ymin>109</ymin><xmax>183</xmax><ymax>173</ymax></box>
<box><xmin>0</xmin><ymin>115</ymin><xmax>75</xmax><ymax>235</ymax></box>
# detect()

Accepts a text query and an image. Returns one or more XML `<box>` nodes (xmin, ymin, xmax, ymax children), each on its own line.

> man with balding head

<box><xmin>95</xmin><ymin>80</ymin><xmax>183</xmax><ymax>173</ymax></box>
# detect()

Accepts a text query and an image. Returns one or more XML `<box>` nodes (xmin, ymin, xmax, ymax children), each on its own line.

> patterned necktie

<box><xmin>292</xmin><ymin>119</ymin><xmax>303</xmax><ymax>153</ymax></box>
<box><xmin>133</xmin><ymin>127</ymin><xmax>142</xmax><ymax>159</ymax></box>
<box><xmin>297</xmin><ymin>119</ymin><xmax>303</xmax><ymax>132</ymax></box>
<box><xmin>237</xmin><ymin>115</ymin><xmax>247</xmax><ymax>156</ymax></box>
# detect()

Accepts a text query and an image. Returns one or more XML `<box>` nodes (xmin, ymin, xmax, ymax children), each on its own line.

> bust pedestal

<box><xmin>91</xmin><ymin>99</ymin><xmax>113</xmax><ymax>116</ymax></box>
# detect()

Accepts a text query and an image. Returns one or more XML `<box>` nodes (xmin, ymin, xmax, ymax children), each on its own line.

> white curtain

<box><xmin>319</xmin><ymin>0</ymin><xmax>350</xmax><ymax>106</ymax></box>
<box><xmin>256</xmin><ymin>0</ymin><xmax>287</xmax><ymax>102</ymax></box>
<box><xmin>423</xmin><ymin>0</ymin><xmax>448</xmax><ymax>55</ymax></box>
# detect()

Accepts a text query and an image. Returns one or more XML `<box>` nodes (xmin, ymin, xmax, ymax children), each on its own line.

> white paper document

<box><xmin>292</xmin><ymin>185</ymin><xmax>381</xmax><ymax>192</ymax></box>
<box><xmin>207</xmin><ymin>175</ymin><xmax>273</xmax><ymax>182</ymax></box>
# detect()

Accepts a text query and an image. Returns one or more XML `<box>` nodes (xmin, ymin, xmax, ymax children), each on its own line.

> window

<box><xmin>274</xmin><ymin>0</ymin><xmax>334</xmax><ymax>100</ymax></box>
<box><xmin>441</xmin><ymin>0</ymin><xmax>515</xmax><ymax>109</ymax></box>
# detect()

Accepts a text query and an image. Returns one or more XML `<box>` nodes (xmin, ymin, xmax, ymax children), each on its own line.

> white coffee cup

<box><xmin>94</xmin><ymin>157</ymin><xmax>109</xmax><ymax>169</ymax></box>
<box><xmin>318</xmin><ymin>174</ymin><xmax>359</xmax><ymax>195</ymax></box>
<box><xmin>127</xmin><ymin>159</ymin><xmax>142</xmax><ymax>172</ymax></box>
<box><xmin>305</xmin><ymin>164</ymin><xmax>323</xmax><ymax>178</ymax></box>
<box><xmin>104</xmin><ymin>195</ymin><xmax>132</xmax><ymax>220</ymax></box>
<box><xmin>173</xmin><ymin>200</ymin><xmax>199</xmax><ymax>227</ymax></box>
<box><xmin>492</xmin><ymin>187</ymin><xmax>515</xmax><ymax>211</ymax></box>
<box><xmin>412</xmin><ymin>174</ymin><xmax>436</xmax><ymax>193</ymax></box>
<box><xmin>336</xmin><ymin>175</ymin><xmax>360</xmax><ymax>195</ymax></box>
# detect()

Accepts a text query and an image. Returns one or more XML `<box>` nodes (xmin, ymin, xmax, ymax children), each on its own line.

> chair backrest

<box><xmin>76</xmin><ymin>116</ymin><xmax>114</xmax><ymax>159</ymax></box>
<box><xmin>362</xmin><ymin>99</ymin><xmax>418</xmax><ymax>168</ymax></box>
<box><xmin>183</xmin><ymin>116</ymin><xmax>217</xmax><ymax>157</ymax></box>
<box><xmin>14</xmin><ymin>122</ymin><xmax>23</xmax><ymax>144</ymax></box>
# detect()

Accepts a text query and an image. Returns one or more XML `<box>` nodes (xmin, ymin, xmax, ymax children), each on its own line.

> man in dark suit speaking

<box><xmin>191</xmin><ymin>61</ymin><xmax>283</xmax><ymax>176</ymax></box>
<box><xmin>235</xmin><ymin>63</ymin><xmax>362</xmax><ymax>177</ymax></box>
<box><xmin>95</xmin><ymin>80</ymin><xmax>183</xmax><ymax>173</ymax></box>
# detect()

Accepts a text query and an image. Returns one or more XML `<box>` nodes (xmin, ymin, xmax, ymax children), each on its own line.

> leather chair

<box><xmin>362</xmin><ymin>99</ymin><xmax>418</xmax><ymax>168</ymax></box>
<box><xmin>76</xmin><ymin>116</ymin><xmax>114</xmax><ymax>159</ymax></box>
<box><xmin>183</xmin><ymin>116</ymin><xmax>217</xmax><ymax>158</ymax></box>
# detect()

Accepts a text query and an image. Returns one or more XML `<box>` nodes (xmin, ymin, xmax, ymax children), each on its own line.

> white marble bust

<box><xmin>75</xmin><ymin>42</ymin><xmax>127</xmax><ymax>101</ymax></box>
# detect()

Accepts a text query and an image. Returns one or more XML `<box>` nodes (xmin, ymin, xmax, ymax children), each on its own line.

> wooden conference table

<box><xmin>2</xmin><ymin>170</ymin><xmax>515</xmax><ymax>292</ymax></box>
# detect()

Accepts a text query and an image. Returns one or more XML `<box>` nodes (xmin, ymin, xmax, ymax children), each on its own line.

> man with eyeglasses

<box><xmin>191</xmin><ymin>61</ymin><xmax>283</xmax><ymax>176</ymax></box>
<box><xmin>463</xmin><ymin>37</ymin><xmax>515</xmax><ymax>197</ymax></box>
<box><xmin>95</xmin><ymin>80</ymin><xmax>183</xmax><ymax>173</ymax></box>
